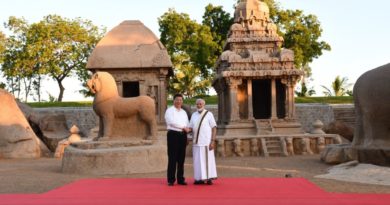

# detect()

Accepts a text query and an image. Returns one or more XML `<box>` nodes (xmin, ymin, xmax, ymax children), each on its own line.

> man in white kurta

<box><xmin>189</xmin><ymin>99</ymin><xmax>217</xmax><ymax>185</ymax></box>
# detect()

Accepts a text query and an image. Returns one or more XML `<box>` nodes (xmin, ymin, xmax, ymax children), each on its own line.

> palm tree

<box><xmin>321</xmin><ymin>76</ymin><xmax>352</xmax><ymax>96</ymax></box>
<box><xmin>295</xmin><ymin>81</ymin><xmax>316</xmax><ymax>97</ymax></box>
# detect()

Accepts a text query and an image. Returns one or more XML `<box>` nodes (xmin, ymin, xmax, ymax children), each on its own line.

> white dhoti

<box><xmin>193</xmin><ymin>146</ymin><xmax>217</xmax><ymax>180</ymax></box>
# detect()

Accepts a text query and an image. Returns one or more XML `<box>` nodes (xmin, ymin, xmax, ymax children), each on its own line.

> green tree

<box><xmin>158</xmin><ymin>9</ymin><xmax>218</xmax><ymax>97</ymax></box>
<box><xmin>170</xmin><ymin>54</ymin><xmax>210</xmax><ymax>98</ymax></box>
<box><xmin>1</xmin><ymin>16</ymin><xmax>104</xmax><ymax>101</ymax></box>
<box><xmin>29</xmin><ymin>15</ymin><xmax>104</xmax><ymax>101</ymax></box>
<box><xmin>0</xmin><ymin>31</ymin><xmax>5</xmax><ymax>63</ymax></box>
<box><xmin>274</xmin><ymin>9</ymin><xmax>331</xmax><ymax>71</ymax></box>
<box><xmin>2</xmin><ymin>17</ymin><xmax>38</xmax><ymax>101</ymax></box>
<box><xmin>321</xmin><ymin>75</ymin><xmax>352</xmax><ymax>96</ymax></box>
<box><xmin>202</xmin><ymin>4</ymin><xmax>233</xmax><ymax>56</ymax></box>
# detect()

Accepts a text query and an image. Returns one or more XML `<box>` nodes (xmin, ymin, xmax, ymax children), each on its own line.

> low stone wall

<box><xmin>33</xmin><ymin>107</ymin><xmax>98</xmax><ymax>137</ymax></box>
<box><xmin>33</xmin><ymin>104</ymin><xmax>354</xmax><ymax>137</ymax></box>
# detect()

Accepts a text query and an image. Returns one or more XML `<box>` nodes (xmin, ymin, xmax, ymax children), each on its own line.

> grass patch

<box><xmin>295</xmin><ymin>96</ymin><xmax>353</xmax><ymax>104</ymax></box>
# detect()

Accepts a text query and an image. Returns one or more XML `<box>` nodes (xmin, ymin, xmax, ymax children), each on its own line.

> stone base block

<box><xmin>62</xmin><ymin>139</ymin><xmax>167</xmax><ymax>175</ymax></box>
<box><xmin>355</xmin><ymin>147</ymin><xmax>390</xmax><ymax>167</ymax></box>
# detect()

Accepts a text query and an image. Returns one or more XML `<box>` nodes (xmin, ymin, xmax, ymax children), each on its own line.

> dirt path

<box><xmin>1</xmin><ymin>155</ymin><xmax>389</xmax><ymax>194</ymax></box>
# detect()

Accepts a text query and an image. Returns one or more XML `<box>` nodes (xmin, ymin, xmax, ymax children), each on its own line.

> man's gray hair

<box><xmin>196</xmin><ymin>98</ymin><xmax>206</xmax><ymax>105</ymax></box>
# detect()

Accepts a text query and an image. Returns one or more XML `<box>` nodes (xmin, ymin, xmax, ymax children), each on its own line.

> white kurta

<box><xmin>189</xmin><ymin>110</ymin><xmax>217</xmax><ymax>180</ymax></box>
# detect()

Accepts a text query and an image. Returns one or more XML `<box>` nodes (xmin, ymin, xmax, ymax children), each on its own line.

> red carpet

<box><xmin>1</xmin><ymin>178</ymin><xmax>389</xmax><ymax>205</ymax></box>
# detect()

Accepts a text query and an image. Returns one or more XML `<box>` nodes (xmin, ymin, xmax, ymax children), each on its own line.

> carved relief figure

<box><xmin>217</xmin><ymin>139</ymin><xmax>226</xmax><ymax>157</ymax></box>
<box><xmin>233</xmin><ymin>139</ymin><xmax>244</xmax><ymax>157</ymax></box>
<box><xmin>250</xmin><ymin>138</ymin><xmax>260</xmax><ymax>156</ymax></box>
<box><xmin>317</xmin><ymin>137</ymin><xmax>325</xmax><ymax>153</ymax></box>
<box><xmin>299</xmin><ymin>138</ymin><xmax>313</xmax><ymax>155</ymax></box>
<box><xmin>87</xmin><ymin>72</ymin><xmax>157</xmax><ymax>140</ymax></box>
<box><xmin>286</xmin><ymin>137</ymin><xmax>294</xmax><ymax>156</ymax></box>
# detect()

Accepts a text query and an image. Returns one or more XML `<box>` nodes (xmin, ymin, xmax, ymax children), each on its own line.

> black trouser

<box><xmin>167</xmin><ymin>130</ymin><xmax>187</xmax><ymax>183</ymax></box>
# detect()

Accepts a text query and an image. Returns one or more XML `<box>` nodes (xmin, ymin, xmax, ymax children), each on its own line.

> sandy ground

<box><xmin>1</xmin><ymin>155</ymin><xmax>390</xmax><ymax>194</ymax></box>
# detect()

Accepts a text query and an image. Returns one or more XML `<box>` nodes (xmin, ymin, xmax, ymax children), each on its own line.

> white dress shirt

<box><xmin>165</xmin><ymin>106</ymin><xmax>189</xmax><ymax>132</ymax></box>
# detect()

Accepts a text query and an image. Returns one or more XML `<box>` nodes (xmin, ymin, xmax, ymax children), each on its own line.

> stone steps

<box><xmin>262</xmin><ymin>137</ymin><xmax>287</xmax><ymax>157</ymax></box>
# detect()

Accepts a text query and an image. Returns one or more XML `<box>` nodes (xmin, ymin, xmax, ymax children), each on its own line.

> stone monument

<box><xmin>352</xmin><ymin>63</ymin><xmax>390</xmax><ymax>165</ymax></box>
<box><xmin>211</xmin><ymin>0</ymin><xmax>341</xmax><ymax>157</ymax></box>
<box><xmin>62</xmin><ymin>21</ymin><xmax>168</xmax><ymax>174</ymax></box>
<box><xmin>321</xmin><ymin>64</ymin><xmax>390</xmax><ymax>166</ymax></box>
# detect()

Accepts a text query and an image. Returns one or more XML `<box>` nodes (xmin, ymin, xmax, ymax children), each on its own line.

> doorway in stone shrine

<box><xmin>276</xmin><ymin>79</ymin><xmax>286</xmax><ymax>118</ymax></box>
<box><xmin>252</xmin><ymin>79</ymin><xmax>286</xmax><ymax>119</ymax></box>
<box><xmin>122</xmin><ymin>81</ymin><xmax>140</xmax><ymax>97</ymax></box>
<box><xmin>252</xmin><ymin>79</ymin><xmax>271</xmax><ymax>119</ymax></box>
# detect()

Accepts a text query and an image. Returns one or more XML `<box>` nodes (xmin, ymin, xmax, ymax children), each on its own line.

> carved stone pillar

<box><xmin>116</xmin><ymin>80</ymin><xmax>123</xmax><ymax>97</ymax></box>
<box><xmin>288</xmin><ymin>76</ymin><xmax>299</xmax><ymax>119</ymax></box>
<box><xmin>159</xmin><ymin>69</ymin><xmax>169</xmax><ymax>123</ymax></box>
<box><xmin>247</xmin><ymin>79</ymin><xmax>253</xmax><ymax>119</ymax></box>
<box><xmin>281</xmin><ymin>78</ymin><xmax>289</xmax><ymax>119</ymax></box>
<box><xmin>227</xmin><ymin>78</ymin><xmax>241</xmax><ymax>122</ymax></box>
<box><xmin>271</xmin><ymin>78</ymin><xmax>277</xmax><ymax>119</ymax></box>
<box><xmin>283</xmin><ymin>78</ymin><xmax>295</xmax><ymax>119</ymax></box>
<box><xmin>139</xmin><ymin>79</ymin><xmax>146</xmax><ymax>95</ymax></box>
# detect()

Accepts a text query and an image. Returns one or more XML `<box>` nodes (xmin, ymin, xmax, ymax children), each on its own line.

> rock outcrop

<box><xmin>0</xmin><ymin>89</ymin><xmax>42</xmax><ymax>158</ymax></box>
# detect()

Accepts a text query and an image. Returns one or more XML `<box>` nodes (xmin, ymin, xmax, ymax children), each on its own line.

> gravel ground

<box><xmin>1</xmin><ymin>155</ymin><xmax>389</xmax><ymax>194</ymax></box>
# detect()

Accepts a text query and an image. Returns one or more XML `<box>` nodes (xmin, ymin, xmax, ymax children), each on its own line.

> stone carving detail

<box><xmin>147</xmin><ymin>85</ymin><xmax>158</xmax><ymax>114</ymax></box>
<box><xmin>299</xmin><ymin>138</ymin><xmax>313</xmax><ymax>155</ymax></box>
<box><xmin>87</xmin><ymin>72</ymin><xmax>157</xmax><ymax>140</ymax></box>
<box><xmin>317</xmin><ymin>137</ymin><xmax>326</xmax><ymax>153</ymax></box>
<box><xmin>311</xmin><ymin>119</ymin><xmax>325</xmax><ymax>134</ymax></box>
<box><xmin>54</xmin><ymin>125</ymin><xmax>82</xmax><ymax>159</ymax></box>
<box><xmin>216</xmin><ymin>139</ymin><xmax>226</xmax><ymax>157</ymax></box>
<box><xmin>250</xmin><ymin>138</ymin><xmax>260</xmax><ymax>156</ymax></box>
<box><xmin>286</xmin><ymin>137</ymin><xmax>294</xmax><ymax>156</ymax></box>
<box><xmin>233</xmin><ymin>138</ymin><xmax>244</xmax><ymax>157</ymax></box>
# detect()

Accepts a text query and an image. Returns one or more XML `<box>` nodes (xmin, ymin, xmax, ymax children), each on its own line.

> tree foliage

<box><xmin>321</xmin><ymin>75</ymin><xmax>352</xmax><ymax>97</ymax></box>
<box><xmin>0</xmin><ymin>31</ymin><xmax>5</xmax><ymax>63</ymax></box>
<box><xmin>1</xmin><ymin>15</ymin><xmax>105</xmax><ymax>102</ymax></box>
<box><xmin>295</xmin><ymin>81</ymin><xmax>316</xmax><ymax>97</ymax></box>
<box><xmin>158</xmin><ymin>9</ymin><xmax>219</xmax><ymax>97</ymax></box>
<box><xmin>202</xmin><ymin>4</ymin><xmax>233</xmax><ymax>56</ymax></box>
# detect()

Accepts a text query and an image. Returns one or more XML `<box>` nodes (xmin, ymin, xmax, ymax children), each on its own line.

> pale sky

<box><xmin>1</xmin><ymin>0</ymin><xmax>389</xmax><ymax>101</ymax></box>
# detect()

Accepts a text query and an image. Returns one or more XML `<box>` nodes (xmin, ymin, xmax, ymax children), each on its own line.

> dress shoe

<box><xmin>206</xmin><ymin>180</ymin><xmax>213</xmax><ymax>185</ymax></box>
<box><xmin>177</xmin><ymin>181</ymin><xmax>187</xmax><ymax>185</ymax></box>
<box><xmin>168</xmin><ymin>182</ymin><xmax>174</xmax><ymax>186</ymax></box>
<box><xmin>194</xmin><ymin>180</ymin><xmax>205</xmax><ymax>185</ymax></box>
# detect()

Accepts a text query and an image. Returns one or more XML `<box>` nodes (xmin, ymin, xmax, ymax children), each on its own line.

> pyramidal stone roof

<box><xmin>87</xmin><ymin>20</ymin><xmax>172</xmax><ymax>69</ymax></box>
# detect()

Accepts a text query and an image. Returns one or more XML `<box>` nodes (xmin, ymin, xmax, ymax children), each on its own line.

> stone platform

<box><xmin>197</xmin><ymin>121</ymin><xmax>341</xmax><ymax>158</ymax></box>
<box><xmin>62</xmin><ymin>139</ymin><xmax>167</xmax><ymax>175</ymax></box>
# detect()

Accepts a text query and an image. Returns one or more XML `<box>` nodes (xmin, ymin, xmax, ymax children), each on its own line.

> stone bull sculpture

<box><xmin>87</xmin><ymin>72</ymin><xmax>157</xmax><ymax>140</ymax></box>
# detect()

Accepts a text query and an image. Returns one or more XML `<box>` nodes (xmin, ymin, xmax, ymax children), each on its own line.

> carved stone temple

<box><xmin>86</xmin><ymin>20</ymin><xmax>173</xmax><ymax>123</ymax></box>
<box><xmin>212</xmin><ymin>0</ymin><xmax>341</xmax><ymax>157</ymax></box>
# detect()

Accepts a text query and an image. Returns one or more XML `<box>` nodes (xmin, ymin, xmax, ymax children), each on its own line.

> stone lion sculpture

<box><xmin>87</xmin><ymin>72</ymin><xmax>157</xmax><ymax>140</ymax></box>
